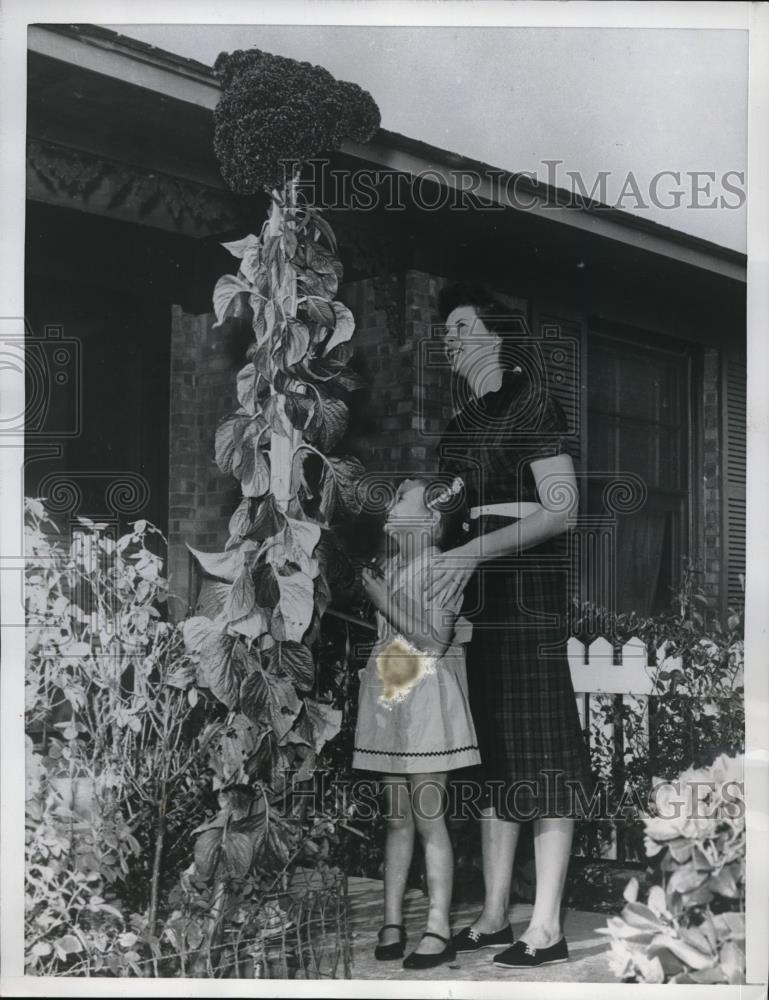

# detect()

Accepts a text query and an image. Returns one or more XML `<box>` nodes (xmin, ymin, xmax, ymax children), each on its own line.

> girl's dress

<box><xmin>352</xmin><ymin>545</ymin><xmax>481</xmax><ymax>774</ymax></box>
<box><xmin>438</xmin><ymin>365</ymin><xmax>594</xmax><ymax>819</ymax></box>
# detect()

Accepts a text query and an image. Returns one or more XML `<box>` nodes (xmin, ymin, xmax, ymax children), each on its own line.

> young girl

<box><xmin>352</xmin><ymin>476</ymin><xmax>480</xmax><ymax>970</ymax></box>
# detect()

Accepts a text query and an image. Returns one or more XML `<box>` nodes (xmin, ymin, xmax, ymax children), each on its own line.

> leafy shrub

<box><xmin>601</xmin><ymin>753</ymin><xmax>745</xmax><ymax>984</ymax></box>
<box><xmin>24</xmin><ymin>500</ymin><xmax>211</xmax><ymax>975</ymax></box>
<box><xmin>572</xmin><ymin>562</ymin><xmax>744</xmax><ymax>862</ymax></box>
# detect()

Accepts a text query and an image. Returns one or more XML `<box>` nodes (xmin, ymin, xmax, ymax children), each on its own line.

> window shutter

<box><xmin>722</xmin><ymin>354</ymin><xmax>746</xmax><ymax>613</ymax></box>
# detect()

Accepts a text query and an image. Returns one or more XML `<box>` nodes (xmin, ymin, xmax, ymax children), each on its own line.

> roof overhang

<box><xmin>27</xmin><ymin>23</ymin><xmax>746</xmax><ymax>285</ymax></box>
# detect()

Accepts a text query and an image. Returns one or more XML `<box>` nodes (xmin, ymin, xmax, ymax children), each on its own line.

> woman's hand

<box><xmin>425</xmin><ymin>546</ymin><xmax>479</xmax><ymax>609</ymax></box>
<box><xmin>361</xmin><ymin>567</ymin><xmax>389</xmax><ymax>610</ymax></box>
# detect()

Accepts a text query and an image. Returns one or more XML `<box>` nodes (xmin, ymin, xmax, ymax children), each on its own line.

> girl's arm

<box><xmin>361</xmin><ymin>568</ymin><xmax>457</xmax><ymax>657</ymax></box>
<box><xmin>426</xmin><ymin>452</ymin><xmax>578</xmax><ymax>606</ymax></box>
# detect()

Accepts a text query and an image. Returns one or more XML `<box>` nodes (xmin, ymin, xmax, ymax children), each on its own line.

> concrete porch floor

<box><xmin>347</xmin><ymin>876</ymin><xmax>617</xmax><ymax>983</ymax></box>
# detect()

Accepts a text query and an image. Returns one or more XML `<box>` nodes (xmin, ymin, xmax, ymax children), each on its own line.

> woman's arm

<box><xmin>361</xmin><ymin>568</ymin><xmax>457</xmax><ymax>656</ymax></box>
<box><xmin>462</xmin><ymin>453</ymin><xmax>577</xmax><ymax>561</ymax></box>
<box><xmin>426</xmin><ymin>453</ymin><xmax>578</xmax><ymax>605</ymax></box>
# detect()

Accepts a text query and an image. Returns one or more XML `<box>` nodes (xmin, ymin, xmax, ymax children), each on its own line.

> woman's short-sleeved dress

<box><xmin>352</xmin><ymin>546</ymin><xmax>481</xmax><ymax>774</ymax></box>
<box><xmin>438</xmin><ymin>366</ymin><xmax>594</xmax><ymax>819</ymax></box>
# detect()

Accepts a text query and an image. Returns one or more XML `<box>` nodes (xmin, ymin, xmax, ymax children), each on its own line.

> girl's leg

<box><xmin>519</xmin><ymin>817</ymin><xmax>574</xmax><ymax>948</ymax></box>
<box><xmin>380</xmin><ymin>775</ymin><xmax>415</xmax><ymax>946</ymax></box>
<box><xmin>410</xmin><ymin>772</ymin><xmax>453</xmax><ymax>955</ymax></box>
<box><xmin>469</xmin><ymin>808</ymin><xmax>521</xmax><ymax>934</ymax></box>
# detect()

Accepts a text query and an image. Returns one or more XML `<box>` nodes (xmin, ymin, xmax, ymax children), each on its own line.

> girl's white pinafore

<box><xmin>352</xmin><ymin>546</ymin><xmax>481</xmax><ymax>774</ymax></box>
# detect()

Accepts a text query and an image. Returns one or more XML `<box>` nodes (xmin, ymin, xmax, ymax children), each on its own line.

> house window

<box><xmin>586</xmin><ymin>330</ymin><xmax>693</xmax><ymax>617</ymax></box>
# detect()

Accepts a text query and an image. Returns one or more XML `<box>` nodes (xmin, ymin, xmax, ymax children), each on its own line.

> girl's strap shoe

<box><xmin>374</xmin><ymin>923</ymin><xmax>406</xmax><ymax>960</ymax></box>
<box><xmin>493</xmin><ymin>936</ymin><xmax>569</xmax><ymax>967</ymax></box>
<box><xmin>402</xmin><ymin>931</ymin><xmax>456</xmax><ymax>970</ymax></box>
<box><xmin>451</xmin><ymin>923</ymin><xmax>514</xmax><ymax>952</ymax></box>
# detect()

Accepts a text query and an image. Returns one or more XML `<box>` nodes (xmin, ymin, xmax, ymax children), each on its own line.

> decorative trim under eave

<box><xmin>26</xmin><ymin>137</ymin><xmax>244</xmax><ymax>237</ymax></box>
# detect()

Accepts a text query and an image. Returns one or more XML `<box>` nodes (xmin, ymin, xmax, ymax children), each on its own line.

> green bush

<box><xmin>24</xmin><ymin>500</ymin><xmax>212</xmax><ymax>975</ymax></box>
<box><xmin>601</xmin><ymin>753</ymin><xmax>745</xmax><ymax>984</ymax></box>
<box><xmin>572</xmin><ymin>562</ymin><xmax>744</xmax><ymax>862</ymax></box>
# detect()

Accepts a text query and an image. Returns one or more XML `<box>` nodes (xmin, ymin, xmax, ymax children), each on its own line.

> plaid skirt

<box><xmin>460</xmin><ymin>515</ymin><xmax>594</xmax><ymax>820</ymax></box>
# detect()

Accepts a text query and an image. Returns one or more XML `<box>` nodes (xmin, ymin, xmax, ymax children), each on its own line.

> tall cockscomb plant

<box><xmin>177</xmin><ymin>49</ymin><xmax>380</xmax><ymax>931</ymax></box>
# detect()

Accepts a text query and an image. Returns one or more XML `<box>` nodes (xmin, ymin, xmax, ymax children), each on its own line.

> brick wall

<box><xmin>167</xmin><ymin>306</ymin><xmax>239</xmax><ymax>620</ymax></box>
<box><xmin>340</xmin><ymin>270</ymin><xmax>454</xmax><ymax>476</ymax></box>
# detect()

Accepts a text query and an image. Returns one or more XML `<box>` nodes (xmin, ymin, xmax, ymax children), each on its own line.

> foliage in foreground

<box><xmin>601</xmin><ymin>754</ymin><xmax>745</xmax><ymax>984</ymax></box>
<box><xmin>24</xmin><ymin>501</ymin><xmax>362</xmax><ymax>977</ymax></box>
<box><xmin>571</xmin><ymin>562</ymin><xmax>744</xmax><ymax>861</ymax></box>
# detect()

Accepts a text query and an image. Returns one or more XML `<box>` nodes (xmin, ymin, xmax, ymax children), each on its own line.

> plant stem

<box><xmin>268</xmin><ymin>176</ymin><xmax>302</xmax><ymax>510</ymax></box>
<box><xmin>148</xmin><ymin>784</ymin><xmax>167</xmax><ymax>936</ymax></box>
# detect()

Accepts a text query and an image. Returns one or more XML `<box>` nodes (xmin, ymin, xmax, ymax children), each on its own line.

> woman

<box><xmin>427</xmin><ymin>283</ymin><xmax>593</xmax><ymax>969</ymax></box>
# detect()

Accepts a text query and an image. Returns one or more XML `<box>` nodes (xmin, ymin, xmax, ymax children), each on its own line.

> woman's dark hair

<box><xmin>437</xmin><ymin>281</ymin><xmax>541</xmax><ymax>376</ymax></box>
<box><xmin>437</xmin><ymin>282</ymin><xmax>527</xmax><ymax>337</ymax></box>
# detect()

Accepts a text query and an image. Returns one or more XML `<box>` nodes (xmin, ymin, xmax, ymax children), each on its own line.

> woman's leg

<box><xmin>410</xmin><ymin>772</ymin><xmax>453</xmax><ymax>954</ymax></box>
<box><xmin>519</xmin><ymin>817</ymin><xmax>574</xmax><ymax>948</ymax></box>
<box><xmin>380</xmin><ymin>775</ymin><xmax>415</xmax><ymax>946</ymax></box>
<box><xmin>469</xmin><ymin>807</ymin><xmax>521</xmax><ymax>933</ymax></box>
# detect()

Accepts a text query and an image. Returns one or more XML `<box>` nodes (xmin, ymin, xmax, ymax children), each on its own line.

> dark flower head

<box><xmin>213</xmin><ymin>48</ymin><xmax>381</xmax><ymax>194</ymax></box>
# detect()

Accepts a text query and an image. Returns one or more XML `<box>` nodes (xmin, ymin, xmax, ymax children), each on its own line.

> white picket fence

<box><xmin>567</xmin><ymin>635</ymin><xmax>674</xmax><ymax>860</ymax></box>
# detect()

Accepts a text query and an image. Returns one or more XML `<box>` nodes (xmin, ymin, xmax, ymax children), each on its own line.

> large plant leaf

<box><xmin>275</xmin><ymin>641</ymin><xmax>315</xmax><ymax>691</ymax></box>
<box><xmin>240</xmin><ymin>668</ymin><xmax>269</xmax><ymax>722</ymax></box>
<box><xmin>222</xmin><ymin>830</ymin><xmax>255</xmax><ymax>877</ymax></box>
<box><xmin>239</xmin><ymin>429</ymin><xmax>270</xmax><ymax>498</ymax></box>
<box><xmin>236</xmin><ymin>363</ymin><xmax>258</xmax><ymax>415</ymax></box>
<box><xmin>303</xmin><ymin>297</ymin><xmax>335</xmax><ymax>328</ymax></box>
<box><xmin>667</xmin><ymin>864</ymin><xmax>708</xmax><ymax>896</ymax></box>
<box><xmin>306</xmin><ymin>393</ymin><xmax>348</xmax><ymax>451</ymax></box>
<box><xmin>285</xmin><ymin>394</ymin><xmax>315</xmax><ymax>432</ymax></box>
<box><xmin>327</xmin><ymin>456</ymin><xmax>364</xmax><ymax>515</ymax></box>
<box><xmin>253</xmin><ymin>562</ymin><xmax>280</xmax><ymax>608</ymax></box>
<box><xmin>194</xmin><ymin>827</ymin><xmax>223</xmax><ymax>880</ymax></box>
<box><xmin>304</xmin><ymin>699</ymin><xmax>343</xmax><ymax>752</ymax></box>
<box><xmin>195</xmin><ymin>580</ymin><xmax>232</xmax><ymax>621</ymax></box>
<box><xmin>306</xmin><ymin>242</ymin><xmax>343</xmax><ymax>278</ymax></box>
<box><xmin>299</xmin><ymin>267</ymin><xmax>338</xmax><ymax>299</ymax></box>
<box><xmin>221</xmin><ymin>233</ymin><xmax>259</xmax><ymax>260</ymax></box>
<box><xmin>264</xmin><ymin>672</ymin><xmax>302</xmax><ymax>742</ymax></box>
<box><xmin>213</xmin><ymin>274</ymin><xmax>250</xmax><ymax>327</ymax></box>
<box><xmin>187</xmin><ymin>544</ymin><xmax>244</xmax><ymax>583</ymax></box>
<box><xmin>217</xmin><ymin>713</ymin><xmax>259</xmax><ymax>785</ymax></box>
<box><xmin>648</xmin><ymin>933</ymin><xmax>714</xmax><ymax>971</ymax></box>
<box><xmin>323</xmin><ymin>302</ymin><xmax>355</xmax><ymax>355</ymax></box>
<box><xmin>215</xmin><ymin>411</ymin><xmax>251</xmax><ymax>476</ymax></box>
<box><xmin>302</xmin><ymin>356</ymin><xmax>365</xmax><ymax>393</ymax></box>
<box><xmin>228</xmin><ymin>606</ymin><xmax>270</xmax><ymax>641</ymax></box>
<box><xmin>280</xmin><ymin>317</ymin><xmax>310</xmax><ymax>367</ymax></box>
<box><xmin>263</xmin><ymin>394</ymin><xmax>294</xmax><ymax>438</ymax></box>
<box><xmin>284</xmin><ymin>516</ymin><xmax>321</xmax><ymax>562</ymax></box>
<box><xmin>224</xmin><ymin>565</ymin><xmax>256</xmax><ymax>622</ymax></box>
<box><xmin>274</xmin><ymin>570</ymin><xmax>314</xmax><ymax>642</ymax></box>
<box><xmin>250</xmin><ymin>494</ymin><xmax>284</xmax><ymax>540</ymax></box>
<box><xmin>314</xmin><ymin>569</ymin><xmax>332</xmax><ymax>617</ymax></box>
<box><xmin>708</xmin><ymin>864</ymin><xmax>739</xmax><ymax>898</ymax></box>
<box><xmin>197</xmin><ymin>631</ymin><xmax>246</xmax><ymax>709</ymax></box>
<box><xmin>182</xmin><ymin>615</ymin><xmax>219</xmax><ymax>653</ymax></box>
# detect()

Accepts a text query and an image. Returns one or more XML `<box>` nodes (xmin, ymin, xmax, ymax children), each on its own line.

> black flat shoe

<box><xmin>451</xmin><ymin>923</ymin><xmax>514</xmax><ymax>953</ymax></box>
<box><xmin>402</xmin><ymin>931</ymin><xmax>456</xmax><ymax>970</ymax></box>
<box><xmin>374</xmin><ymin>923</ymin><xmax>407</xmax><ymax>960</ymax></box>
<box><xmin>493</xmin><ymin>936</ymin><xmax>569</xmax><ymax>967</ymax></box>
